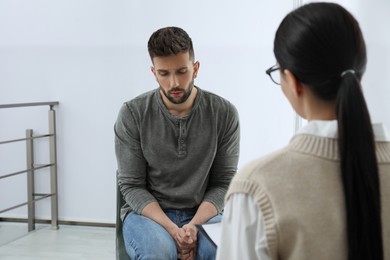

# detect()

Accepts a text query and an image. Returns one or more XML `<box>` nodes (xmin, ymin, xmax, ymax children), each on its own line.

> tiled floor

<box><xmin>0</xmin><ymin>223</ymin><xmax>115</xmax><ymax>260</ymax></box>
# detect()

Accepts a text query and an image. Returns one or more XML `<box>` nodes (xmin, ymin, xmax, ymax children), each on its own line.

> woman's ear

<box><xmin>284</xmin><ymin>69</ymin><xmax>304</xmax><ymax>98</ymax></box>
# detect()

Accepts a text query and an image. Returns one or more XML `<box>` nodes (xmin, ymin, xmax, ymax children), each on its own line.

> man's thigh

<box><xmin>122</xmin><ymin>212</ymin><xmax>177</xmax><ymax>260</ymax></box>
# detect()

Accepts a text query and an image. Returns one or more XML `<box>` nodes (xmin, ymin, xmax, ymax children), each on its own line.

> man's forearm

<box><xmin>141</xmin><ymin>201</ymin><xmax>179</xmax><ymax>237</ymax></box>
<box><xmin>189</xmin><ymin>201</ymin><xmax>218</xmax><ymax>225</ymax></box>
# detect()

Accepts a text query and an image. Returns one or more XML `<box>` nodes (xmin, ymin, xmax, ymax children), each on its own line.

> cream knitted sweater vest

<box><xmin>226</xmin><ymin>134</ymin><xmax>390</xmax><ymax>260</ymax></box>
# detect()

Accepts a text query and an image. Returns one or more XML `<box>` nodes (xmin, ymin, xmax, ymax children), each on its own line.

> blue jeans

<box><xmin>123</xmin><ymin>208</ymin><xmax>222</xmax><ymax>260</ymax></box>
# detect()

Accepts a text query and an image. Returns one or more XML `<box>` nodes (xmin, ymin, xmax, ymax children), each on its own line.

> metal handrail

<box><xmin>0</xmin><ymin>194</ymin><xmax>52</xmax><ymax>214</ymax></box>
<box><xmin>0</xmin><ymin>101</ymin><xmax>59</xmax><ymax>231</ymax></box>
<box><xmin>0</xmin><ymin>134</ymin><xmax>53</xmax><ymax>145</ymax></box>
<box><xmin>0</xmin><ymin>101</ymin><xmax>59</xmax><ymax>109</ymax></box>
<box><xmin>0</xmin><ymin>164</ymin><xmax>53</xmax><ymax>180</ymax></box>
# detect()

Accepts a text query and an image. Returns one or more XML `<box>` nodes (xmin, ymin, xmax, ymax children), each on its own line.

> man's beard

<box><xmin>160</xmin><ymin>80</ymin><xmax>194</xmax><ymax>104</ymax></box>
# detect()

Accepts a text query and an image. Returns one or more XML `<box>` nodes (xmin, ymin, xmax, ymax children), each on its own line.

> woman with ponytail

<box><xmin>217</xmin><ymin>2</ymin><xmax>389</xmax><ymax>260</ymax></box>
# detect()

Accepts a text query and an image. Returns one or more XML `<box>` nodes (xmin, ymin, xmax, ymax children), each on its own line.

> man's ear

<box><xmin>284</xmin><ymin>69</ymin><xmax>304</xmax><ymax>98</ymax></box>
<box><xmin>151</xmin><ymin>66</ymin><xmax>156</xmax><ymax>77</ymax></box>
<box><xmin>151</xmin><ymin>66</ymin><xmax>160</xmax><ymax>84</ymax></box>
<box><xmin>193</xmin><ymin>61</ymin><xmax>200</xmax><ymax>79</ymax></box>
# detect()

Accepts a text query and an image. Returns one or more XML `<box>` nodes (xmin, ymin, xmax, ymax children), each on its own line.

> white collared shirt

<box><xmin>216</xmin><ymin>121</ymin><xmax>390</xmax><ymax>260</ymax></box>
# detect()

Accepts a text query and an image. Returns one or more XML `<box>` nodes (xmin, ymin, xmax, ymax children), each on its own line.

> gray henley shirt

<box><xmin>114</xmin><ymin>86</ymin><xmax>240</xmax><ymax>220</ymax></box>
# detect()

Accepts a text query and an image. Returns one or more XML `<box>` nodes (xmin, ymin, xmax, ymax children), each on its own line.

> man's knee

<box><xmin>125</xmin><ymin>237</ymin><xmax>177</xmax><ymax>260</ymax></box>
<box><xmin>122</xmin><ymin>212</ymin><xmax>178</xmax><ymax>259</ymax></box>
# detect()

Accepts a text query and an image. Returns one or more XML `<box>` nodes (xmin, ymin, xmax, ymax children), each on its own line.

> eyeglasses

<box><xmin>265</xmin><ymin>65</ymin><xmax>281</xmax><ymax>85</ymax></box>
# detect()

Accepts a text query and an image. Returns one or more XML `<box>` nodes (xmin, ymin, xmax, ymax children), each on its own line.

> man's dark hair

<box><xmin>147</xmin><ymin>26</ymin><xmax>194</xmax><ymax>62</ymax></box>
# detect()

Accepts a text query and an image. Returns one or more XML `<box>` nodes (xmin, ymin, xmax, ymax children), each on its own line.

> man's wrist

<box><xmin>166</xmin><ymin>223</ymin><xmax>179</xmax><ymax>237</ymax></box>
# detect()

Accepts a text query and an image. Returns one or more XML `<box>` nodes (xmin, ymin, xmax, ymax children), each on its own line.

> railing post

<box><xmin>26</xmin><ymin>129</ymin><xmax>35</xmax><ymax>231</ymax></box>
<box><xmin>49</xmin><ymin>107</ymin><xmax>59</xmax><ymax>230</ymax></box>
<box><xmin>1</xmin><ymin>102</ymin><xmax>59</xmax><ymax>231</ymax></box>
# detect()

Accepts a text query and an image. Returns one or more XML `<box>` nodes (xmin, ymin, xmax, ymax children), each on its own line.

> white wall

<box><xmin>306</xmin><ymin>0</ymin><xmax>390</xmax><ymax>126</ymax></box>
<box><xmin>0</xmin><ymin>0</ymin><xmax>389</xmax><ymax>224</ymax></box>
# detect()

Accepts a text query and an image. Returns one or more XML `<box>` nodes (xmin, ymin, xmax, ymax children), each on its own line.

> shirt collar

<box><xmin>296</xmin><ymin>120</ymin><xmax>390</xmax><ymax>142</ymax></box>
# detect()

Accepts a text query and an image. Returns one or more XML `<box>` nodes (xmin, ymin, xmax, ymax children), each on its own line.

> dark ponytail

<box><xmin>274</xmin><ymin>3</ymin><xmax>383</xmax><ymax>259</ymax></box>
<box><xmin>337</xmin><ymin>72</ymin><xmax>382</xmax><ymax>259</ymax></box>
